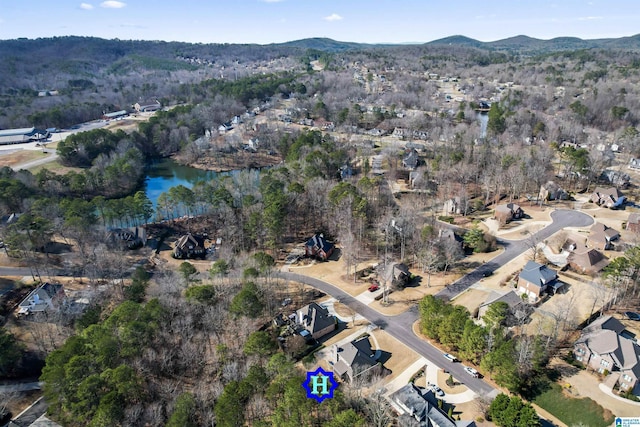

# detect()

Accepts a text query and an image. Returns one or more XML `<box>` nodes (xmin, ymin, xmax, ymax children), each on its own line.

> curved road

<box><xmin>0</xmin><ymin>209</ymin><xmax>593</xmax><ymax>398</ymax></box>
<box><xmin>276</xmin><ymin>270</ymin><xmax>499</xmax><ymax>397</ymax></box>
<box><xmin>436</xmin><ymin>209</ymin><xmax>593</xmax><ymax>300</ymax></box>
<box><xmin>276</xmin><ymin>209</ymin><xmax>594</xmax><ymax>398</ymax></box>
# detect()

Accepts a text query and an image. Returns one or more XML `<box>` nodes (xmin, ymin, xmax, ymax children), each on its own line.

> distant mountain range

<box><xmin>277</xmin><ymin>34</ymin><xmax>640</xmax><ymax>53</ymax></box>
<box><xmin>2</xmin><ymin>33</ymin><xmax>640</xmax><ymax>60</ymax></box>
<box><xmin>425</xmin><ymin>34</ymin><xmax>640</xmax><ymax>52</ymax></box>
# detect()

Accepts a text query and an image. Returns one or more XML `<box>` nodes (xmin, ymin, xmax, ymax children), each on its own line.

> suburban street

<box><xmin>0</xmin><ymin>208</ymin><xmax>595</xmax><ymax>406</ymax></box>
<box><xmin>436</xmin><ymin>209</ymin><xmax>594</xmax><ymax>300</ymax></box>
<box><xmin>276</xmin><ymin>208</ymin><xmax>595</xmax><ymax>399</ymax></box>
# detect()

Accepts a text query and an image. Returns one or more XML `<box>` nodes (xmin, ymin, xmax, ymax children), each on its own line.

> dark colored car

<box><xmin>625</xmin><ymin>311</ymin><xmax>640</xmax><ymax>321</ymax></box>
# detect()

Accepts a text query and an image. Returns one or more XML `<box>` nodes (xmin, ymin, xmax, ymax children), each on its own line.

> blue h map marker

<box><xmin>302</xmin><ymin>367</ymin><xmax>338</xmax><ymax>403</ymax></box>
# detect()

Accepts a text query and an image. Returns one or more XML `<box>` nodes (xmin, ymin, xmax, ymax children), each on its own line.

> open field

<box><xmin>0</xmin><ymin>150</ymin><xmax>47</xmax><ymax>169</ymax></box>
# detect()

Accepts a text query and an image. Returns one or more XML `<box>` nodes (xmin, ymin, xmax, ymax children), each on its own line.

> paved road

<box><xmin>276</xmin><ymin>209</ymin><xmax>594</xmax><ymax>399</ymax></box>
<box><xmin>276</xmin><ymin>271</ymin><xmax>499</xmax><ymax>398</ymax></box>
<box><xmin>436</xmin><ymin>209</ymin><xmax>593</xmax><ymax>300</ymax></box>
<box><xmin>0</xmin><ymin>381</ymin><xmax>42</xmax><ymax>393</ymax></box>
<box><xmin>9</xmin><ymin>396</ymin><xmax>48</xmax><ymax>427</ymax></box>
<box><xmin>10</xmin><ymin>120</ymin><xmax>107</xmax><ymax>171</ymax></box>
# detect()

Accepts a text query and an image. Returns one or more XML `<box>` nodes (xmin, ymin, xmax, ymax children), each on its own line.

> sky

<box><xmin>1</xmin><ymin>0</ymin><xmax>639</xmax><ymax>44</ymax></box>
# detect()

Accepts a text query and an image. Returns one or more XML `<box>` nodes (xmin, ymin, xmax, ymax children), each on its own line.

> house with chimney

<box><xmin>591</xmin><ymin>187</ymin><xmax>625</xmax><ymax>209</ymax></box>
<box><xmin>574</xmin><ymin>315</ymin><xmax>640</xmax><ymax>395</ymax></box>
<box><xmin>305</xmin><ymin>234</ymin><xmax>335</xmax><ymax>261</ymax></box>
<box><xmin>390</xmin><ymin>383</ymin><xmax>476</xmax><ymax>427</ymax></box>
<box><xmin>588</xmin><ymin>222</ymin><xmax>620</xmax><ymax>250</ymax></box>
<box><xmin>517</xmin><ymin>261</ymin><xmax>558</xmax><ymax>301</ymax></box>
<box><xmin>295</xmin><ymin>302</ymin><xmax>336</xmax><ymax>340</ymax></box>
<box><xmin>332</xmin><ymin>335</ymin><xmax>387</xmax><ymax>382</ymax></box>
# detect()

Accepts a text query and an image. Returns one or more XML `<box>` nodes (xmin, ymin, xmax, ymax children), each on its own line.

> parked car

<box><xmin>464</xmin><ymin>366</ymin><xmax>479</xmax><ymax>377</ymax></box>
<box><xmin>368</xmin><ymin>284</ymin><xmax>380</xmax><ymax>292</ymax></box>
<box><xmin>432</xmin><ymin>386</ymin><xmax>444</xmax><ymax>397</ymax></box>
<box><xmin>625</xmin><ymin>311</ymin><xmax>640</xmax><ymax>321</ymax></box>
<box><xmin>443</xmin><ymin>353</ymin><xmax>457</xmax><ymax>362</ymax></box>
<box><xmin>281</xmin><ymin>298</ymin><xmax>292</xmax><ymax>307</ymax></box>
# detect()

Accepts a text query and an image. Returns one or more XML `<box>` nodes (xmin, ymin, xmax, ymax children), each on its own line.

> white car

<box><xmin>464</xmin><ymin>366</ymin><xmax>479</xmax><ymax>378</ymax></box>
<box><xmin>432</xmin><ymin>386</ymin><xmax>445</xmax><ymax>397</ymax></box>
<box><xmin>443</xmin><ymin>353</ymin><xmax>457</xmax><ymax>362</ymax></box>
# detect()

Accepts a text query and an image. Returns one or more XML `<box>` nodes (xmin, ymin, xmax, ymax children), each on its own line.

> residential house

<box><xmin>107</xmin><ymin>226</ymin><xmax>147</xmax><ymax>250</ymax></box>
<box><xmin>517</xmin><ymin>260</ymin><xmax>558</xmax><ymax>301</ymax></box>
<box><xmin>568</xmin><ymin>246</ymin><xmax>609</xmax><ymax>275</ymax></box>
<box><xmin>574</xmin><ymin>315</ymin><xmax>640</xmax><ymax>394</ymax></box>
<box><xmin>385</xmin><ymin>262</ymin><xmax>411</xmax><ymax>288</ymax></box>
<box><xmin>305</xmin><ymin>234</ymin><xmax>335</xmax><ymax>261</ymax></box>
<box><xmin>588</xmin><ymin>223</ymin><xmax>620</xmax><ymax>250</ymax></box>
<box><xmin>218</xmin><ymin>122</ymin><xmax>233</xmax><ymax>133</ymax></box>
<box><xmin>601</xmin><ymin>170</ymin><xmax>630</xmax><ymax>188</ymax></box>
<box><xmin>627</xmin><ymin>213</ymin><xmax>640</xmax><ymax>234</ymax></box>
<box><xmin>494</xmin><ymin>203</ymin><xmax>524</xmax><ymax>225</ymax></box>
<box><xmin>134</xmin><ymin>99</ymin><xmax>161</xmax><ymax>112</ymax></box>
<box><xmin>173</xmin><ymin>233</ymin><xmax>206</xmax><ymax>259</ymax></box>
<box><xmin>332</xmin><ymin>335</ymin><xmax>386</xmax><ymax>382</ymax></box>
<box><xmin>393</xmin><ymin>127</ymin><xmax>409</xmax><ymax>139</ymax></box>
<box><xmin>443</xmin><ymin>197</ymin><xmax>465</xmax><ymax>215</ymax></box>
<box><xmin>538</xmin><ymin>181</ymin><xmax>569</xmax><ymax>201</ymax></box>
<box><xmin>402</xmin><ymin>149</ymin><xmax>419</xmax><ymax>170</ymax></box>
<box><xmin>591</xmin><ymin>187</ymin><xmax>625</xmax><ymax>208</ymax></box>
<box><xmin>17</xmin><ymin>283</ymin><xmax>66</xmax><ymax>315</ymax></box>
<box><xmin>296</xmin><ymin>302</ymin><xmax>336</xmax><ymax>340</ymax></box>
<box><xmin>477</xmin><ymin>290</ymin><xmax>528</xmax><ymax>323</ymax></box>
<box><xmin>390</xmin><ymin>383</ymin><xmax>476</xmax><ymax>427</ymax></box>
<box><xmin>438</xmin><ymin>228</ymin><xmax>463</xmax><ymax>248</ymax></box>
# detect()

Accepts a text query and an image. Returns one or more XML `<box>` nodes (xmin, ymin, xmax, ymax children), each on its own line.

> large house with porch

<box><xmin>574</xmin><ymin>315</ymin><xmax>640</xmax><ymax>395</ymax></box>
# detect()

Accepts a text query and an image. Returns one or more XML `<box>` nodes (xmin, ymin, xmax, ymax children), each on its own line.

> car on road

<box><xmin>443</xmin><ymin>353</ymin><xmax>458</xmax><ymax>362</ymax></box>
<box><xmin>464</xmin><ymin>366</ymin><xmax>479</xmax><ymax>377</ymax></box>
<box><xmin>625</xmin><ymin>311</ymin><xmax>640</xmax><ymax>321</ymax></box>
<box><xmin>368</xmin><ymin>284</ymin><xmax>380</xmax><ymax>292</ymax></box>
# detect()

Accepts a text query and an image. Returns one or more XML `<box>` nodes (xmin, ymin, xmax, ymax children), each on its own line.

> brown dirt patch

<box><xmin>0</xmin><ymin>150</ymin><xmax>46</xmax><ymax>168</ymax></box>
<box><xmin>437</xmin><ymin>368</ymin><xmax>468</xmax><ymax>394</ymax></box>
<box><xmin>451</xmin><ymin>289</ymin><xmax>490</xmax><ymax>315</ymax></box>
<box><xmin>370</xmin><ymin>329</ymin><xmax>420</xmax><ymax>380</ymax></box>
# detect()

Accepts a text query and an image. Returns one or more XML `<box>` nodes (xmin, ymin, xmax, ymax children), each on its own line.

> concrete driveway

<box><xmin>562</xmin><ymin>366</ymin><xmax>640</xmax><ymax>418</ymax></box>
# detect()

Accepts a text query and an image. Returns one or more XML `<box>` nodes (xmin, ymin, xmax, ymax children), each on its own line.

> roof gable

<box><xmin>519</xmin><ymin>261</ymin><xmax>557</xmax><ymax>287</ymax></box>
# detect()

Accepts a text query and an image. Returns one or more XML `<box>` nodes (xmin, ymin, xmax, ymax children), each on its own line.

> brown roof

<box><xmin>568</xmin><ymin>246</ymin><xmax>609</xmax><ymax>273</ymax></box>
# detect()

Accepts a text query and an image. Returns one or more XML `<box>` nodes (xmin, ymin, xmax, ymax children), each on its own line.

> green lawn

<box><xmin>533</xmin><ymin>383</ymin><xmax>614</xmax><ymax>427</ymax></box>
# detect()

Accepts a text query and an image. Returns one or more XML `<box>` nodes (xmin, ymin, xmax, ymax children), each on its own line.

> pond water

<box><xmin>144</xmin><ymin>158</ymin><xmax>224</xmax><ymax>206</ymax></box>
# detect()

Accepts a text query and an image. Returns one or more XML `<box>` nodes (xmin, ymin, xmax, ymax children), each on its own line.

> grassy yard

<box><xmin>533</xmin><ymin>383</ymin><xmax>614</xmax><ymax>427</ymax></box>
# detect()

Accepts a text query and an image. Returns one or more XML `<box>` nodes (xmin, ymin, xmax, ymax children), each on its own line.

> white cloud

<box><xmin>323</xmin><ymin>13</ymin><xmax>343</xmax><ymax>22</ymax></box>
<box><xmin>577</xmin><ymin>16</ymin><xmax>603</xmax><ymax>21</ymax></box>
<box><xmin>100</xmin><ymin>1</ymin><xmax>126</xmax><ymax>8</ymax></box>
<box><xmin>80</xmin><ymin>3</ymin><xmax>94</xmax><ymax>10</ymax></box>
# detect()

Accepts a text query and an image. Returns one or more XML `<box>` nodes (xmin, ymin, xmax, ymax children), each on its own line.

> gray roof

<box><xmin>296</xmin><ymin>302</ymin><xmax>335</xmax><ymax>335</ymax></box>
<box><xmin>480</xmin><ymin>290</ymin><xmax>523</xmax><ymax>310</ymax></box>
<box><xmin>578</xmin><ymin>316</ymin><xmax>640</xmax><ymax>379</ymax></box>
<box><xmin>0</xmin><ymin>127</ymin><xmax>36</xmax><ymax>137</ymax></box>
<box><xmin>519</xmin><ymin>261</ymin><xmax>557</xmax><ymax>288</ymax></box>
<box><xmin>333</xmin><ymin>335</ymin><xmax>377</xmax><ymax>377</ymax></box>
<box><xmin>390</xmin><ymin>384</ymin><xmax>475</xmax><ymax>427</ymax></box>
